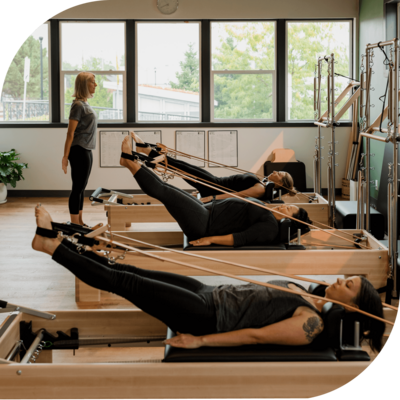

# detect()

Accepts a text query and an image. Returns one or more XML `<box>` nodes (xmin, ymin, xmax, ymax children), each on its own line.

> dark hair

<box><xmin>292</xmin><ymin>207</ymin><xmax>312</xmax><ymax>235</ymax></box>
<box><xmin>353</xmin><ymin>276</ymin><xmax>385</xmax><ymax>353</ymax></box>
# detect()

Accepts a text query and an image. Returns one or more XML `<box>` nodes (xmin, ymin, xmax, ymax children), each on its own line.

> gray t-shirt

<box><xmin>69</xmin><ymin>100</ymin><xmax>97</xmax><ymax>150</ymax></box>
<box><xmin>211</xmin><ymin>280</ymin><xmax>321</xmax><ymax>332</ymax></box>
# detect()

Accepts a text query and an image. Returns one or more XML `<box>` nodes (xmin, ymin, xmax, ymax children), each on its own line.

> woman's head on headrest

<box><xmin>267</xmin><ymin>171</ymin><xmax>295</xmax><ymax>196</ymax></box>
<box><xmin>271</xmin><ymin>205</ymin><xmax>311</xmax><ymax>233</ymax></box>
<box><xmin>325</xmin><ymin>276</ymin><xmax>384</xmax><ymax>352</ymax></box>
<box><xmin>291</xmin><ymin>207</ymin><xmax>311</xmax><ymax>233</ymax></box>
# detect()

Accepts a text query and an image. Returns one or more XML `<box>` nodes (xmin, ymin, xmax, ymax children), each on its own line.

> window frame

<box><xmin>135</xmin><ymin>20</ymin><xmax>202</xmax><ymax>124</ymax></box>
<box><xmin>59</xmin><ymin>20</ymin><xmax>127</xmax><ymax>124</ymax></box>
<box><xmin>285</xmin><ymin>19</ymin><xmax>354</xmax><ymax>122</ymax></box>
<box><xmin>210</xmin><ymin>20</ymin><xmax>277</xmax><ymax>123</ymax></box>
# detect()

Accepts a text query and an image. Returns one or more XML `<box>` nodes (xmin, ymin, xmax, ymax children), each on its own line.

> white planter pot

<box><xmin>0</xmin><ymin>183</ymin><xmax>7</xmax><ymax>204</ymax></box>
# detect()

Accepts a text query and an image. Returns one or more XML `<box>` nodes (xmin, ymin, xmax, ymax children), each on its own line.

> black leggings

<box><xmin>68</xmin><ymin>145</ymin><xmax>93</xmax><ymax>215</ymax></box>
<box><xmin>134</xmin><ymin>166</ymin><xmax>209</xmax><ymax>240</ymax></box>
<box><xmin>53</xmin><ymin>241</ymin><xmax>217</xmax><ymax>335</ymax></box>
<box><xmin>149</xmin><ymin>150</ymin><xmax>232</xmax><ymax>197</ymax></box>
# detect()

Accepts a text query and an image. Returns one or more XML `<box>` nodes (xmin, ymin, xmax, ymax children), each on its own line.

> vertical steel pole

<box><xmin>318</xmin><ymin>61</ymin><xmax>322</xmax><ymax>195</ymax></box>
<box><xmin>392</xmin><ymin>43</ymin><xmax>399</xmax><ymax>298</ymax></box>
<box><xmin>331</xmin><ymin>54</ymin><xmax>336</xmax><ymax>226</ymax></box>
<box><xmin>365</xmin><ymin>51</ymin><xmax>371</xmax><ymax>232</ymax></box>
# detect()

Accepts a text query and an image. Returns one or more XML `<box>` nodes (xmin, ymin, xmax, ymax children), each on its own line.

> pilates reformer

<box><xmin>314</xmin><ymin>54</ymin><xmax>361</xmax><ymax>226</ymax></box>
<box><xmin>1</xmin><ymin>218</ymin><xmax>397</xmax><ymax>399</ymax></box>
<box><xmin>56</xmin><ymin>210</ymin><xmax>389</xmax><ymax>308</ymax></box>
<box><xmin>0</xmin><ymin>295</ymin><xmax>395</xmax><ymax>399</ymax></box>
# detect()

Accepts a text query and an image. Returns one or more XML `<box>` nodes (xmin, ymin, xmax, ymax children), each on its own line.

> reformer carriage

<box><xmin>0</xmin><ymin>304</ymin><xmax>395</xmax><ymax>399</ymax></box>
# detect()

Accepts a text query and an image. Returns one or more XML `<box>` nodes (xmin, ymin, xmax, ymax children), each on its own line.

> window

<box><xmin>136</xmin><ymin>22</ymin><xmax>201</xmax><ymax>122</ymax></box>
<box><xmin>60</xmin><ymin>22</ymin><xmax>126</xmax><ymax>122</ymax></box>
<box><xmin>211</xmin><ymin>21</ymin><xmax>276</xmax><ymax>122</ymax></box>
<box><xmin>1</xmin><ymin>23</ymin><xmax>50</xmax><ymax>123</ymax></box>
<box><xmin>287</xmin><ymin>21</ymin><xmax>352</xmax><ymax>121</ymax></box>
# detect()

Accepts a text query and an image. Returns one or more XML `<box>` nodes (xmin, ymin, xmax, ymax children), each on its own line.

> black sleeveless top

<box><xmin>211</xmin><ymin>280</ymin><xmax>321</xmax><ymax>333</ymax></box>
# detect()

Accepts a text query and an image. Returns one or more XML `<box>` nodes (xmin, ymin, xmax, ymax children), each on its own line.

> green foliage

<box><xmin>0</xmin><ymin>149</ymin><xmax>28</xmax><ymax>188</ymax></box>
<box><xmin>287</xmin><ymin>22</ymin><xmax>350</xmax><ymax>120</ymax></box>
<box><xmin>2</xmin><ymin>36</ymin><xmax>49</xmax><ymax>100</ymax></box>
<box><xmin>212</xmin><ymin>23</ymin><xmax>275</xmax><ymax>119</ymax></box>
<box><xmin>169</xmin><ymin>43</ymin><xmax>199</xmax><ymax>92</ymax></box>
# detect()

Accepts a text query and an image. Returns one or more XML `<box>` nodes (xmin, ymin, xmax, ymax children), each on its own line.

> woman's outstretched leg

<box><xmin>120</xmin><ymin>136</ymin><xmax>209</xmax><ymax>240</ymax></box>
<box><xmin>132</xmin><ymin>131</ymin><xmax>223</xmax><ymax>197</ymax></box>
<box><xmin>62</xmin><ymin>239</ymin><xmax>208</xmax><ymax>293</ymax></box>
<box><xmin>31</xmin><ymin>206</ymin><xmax>216</xmax><ymax>336</ymax></box>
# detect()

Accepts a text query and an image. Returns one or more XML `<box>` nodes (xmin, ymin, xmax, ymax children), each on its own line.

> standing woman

<box><xmin>62</xmin><ymin>72</ymin><xmax>97</xmax><ymax>226</ymax></box>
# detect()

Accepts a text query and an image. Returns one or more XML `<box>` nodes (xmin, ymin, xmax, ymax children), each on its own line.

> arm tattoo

<box><xmin>302</xmin><ymin>316</ymin><xmax>324</xmax><ymax>343</ymax></box>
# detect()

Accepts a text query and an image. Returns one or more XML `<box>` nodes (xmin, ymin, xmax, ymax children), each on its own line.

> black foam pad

<box><xmin>163</xmin><ymin>328</ymin><xmax>337</xmax><ymax>362</ymax></box>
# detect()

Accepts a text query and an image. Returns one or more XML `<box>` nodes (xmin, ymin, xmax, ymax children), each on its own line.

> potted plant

<box><xmin>0</xmin><ymin>149</ymin><xmax>28</xmax><ymax>204</ymax></box>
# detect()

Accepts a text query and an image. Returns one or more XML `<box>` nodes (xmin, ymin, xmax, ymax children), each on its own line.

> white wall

<box><xmin>1</xmin><ymin>127</ymin><xmax>351</xmax><ymax>192</ymax></box>
<box><xmin>54</xmin><ymin>0</ymin><xmax>358</xmax><ymax>19</ymax></box>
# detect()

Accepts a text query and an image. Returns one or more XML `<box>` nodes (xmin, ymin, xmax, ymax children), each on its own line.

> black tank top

<box><xmin>211</xmin><ymin>280</ymin><xmax>320</xmax><ymax>332</ymax></box>
<box><xmin>219</xmin><ymin>173</ymin><xmax>260</xmax><ymax>192</ymax></box>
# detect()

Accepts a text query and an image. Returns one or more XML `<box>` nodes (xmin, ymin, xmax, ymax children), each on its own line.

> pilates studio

<box><xmin>0</xmin><ymin>0</ymin><xmax>399</xmax><ymax>398</ymax></box>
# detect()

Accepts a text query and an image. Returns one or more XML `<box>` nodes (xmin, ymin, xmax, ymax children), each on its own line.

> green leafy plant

<box><xmin>0</xmin><ymin>149</ymin><xmax>28</xmax><ymax>188</ymax></box>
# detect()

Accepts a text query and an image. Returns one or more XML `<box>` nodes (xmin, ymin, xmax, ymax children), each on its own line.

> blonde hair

<box><xmin>281</xmin><ymin>172</ymin><xmax>296</xmax><ymax>196</ymax></box>
<box><xmin>72</xmin><ymin>72</ymin><xmax>95</xmax><ymax>101</ymax></box>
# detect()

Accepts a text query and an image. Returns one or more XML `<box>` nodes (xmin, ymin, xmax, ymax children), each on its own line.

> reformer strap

<box><xmin>36</xmin><ymin>227</ymin><xmax>58</xmax><ymax>239</ymax></box>
<box><xmin>36</xmin><ymin>226</ymin><xmax>99</xmax><ymax>247</ymax></box>
<box><xmin>121</xmin><ymin>152</ymin><xmax>157</xmax><ymax>169</ymax></box>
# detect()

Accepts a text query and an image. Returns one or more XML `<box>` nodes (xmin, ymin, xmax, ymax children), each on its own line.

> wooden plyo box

<box><xmin>0</xmin><ymin>308</ymin><xmax>390</xmax><ymax>399</ymax></box>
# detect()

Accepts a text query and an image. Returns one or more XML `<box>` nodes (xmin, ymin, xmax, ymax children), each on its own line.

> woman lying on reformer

<box><xmin>32</xmin><ymin>205</ymin><xmax>385</xmax><ymax>352</ymax></box>
<box><xmin>120</xmin><ymin>136</ymin><xmax>310</xmax><ymax>248</ymax></box>
<box><xmin>130</xmin><ymin>132</ymin><xmax>296</xmax><ymax>203</ymax></box>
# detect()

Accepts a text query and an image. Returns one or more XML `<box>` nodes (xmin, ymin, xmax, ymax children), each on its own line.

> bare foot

<box><xmin>130</xmin><ymin>131</ymin><xmax>151</xmax><ymax>156</ymax></box>
<box><xmin>120</xmin><ymin>136</ymin><xmax>141</xmax><ymax>173</ymax></box>
<box><xmin>32</xmin><ymin>204</ymin><xmax>59</xmax><ymax>256</ymax></box>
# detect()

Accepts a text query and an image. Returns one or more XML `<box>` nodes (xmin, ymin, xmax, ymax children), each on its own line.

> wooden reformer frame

<box><xmin>92</xmin><ymin>188</ymin><xmax>330</xmax><ymax>233</ymax></box>
<box><xmin>75</xmin><ymin>227</ymin><xmax>389</xmax><ymax>306</ymax></box>
<box><xmin>0</xmin><ymin>304</ymin><xmax>396</xmax><ymax>399</ymax></box>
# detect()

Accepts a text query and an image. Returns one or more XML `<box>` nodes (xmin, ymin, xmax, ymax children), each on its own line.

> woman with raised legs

<box><xmin>32</xmin><ymin>205</ymin><xmax>385</xmax><ymax>352</ymax></box>
<box><xmin>131</xmin><ymin>132</ymin><xmax>296</xmax><ymax>203</ymax></box>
